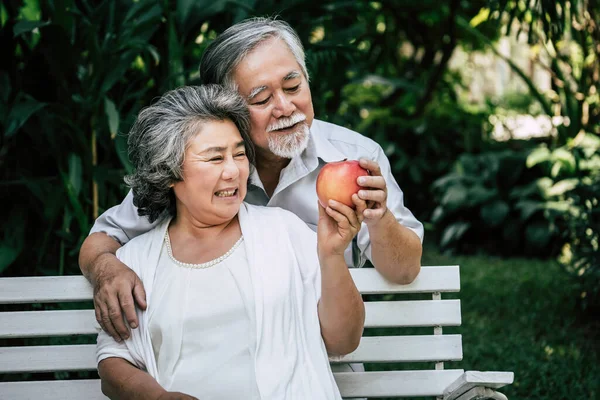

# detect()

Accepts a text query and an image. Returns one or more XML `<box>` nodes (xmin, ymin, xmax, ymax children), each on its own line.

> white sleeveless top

<box><xmin>148</xmin><ymin>234</ymin><xmax>261</xmax><ymax>399</ymax></box>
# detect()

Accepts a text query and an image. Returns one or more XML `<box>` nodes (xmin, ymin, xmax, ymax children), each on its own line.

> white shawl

<box><xmin>96</xmin><ymin>203</ymin><xmax>342</xmax><ymax>400</ymax></box>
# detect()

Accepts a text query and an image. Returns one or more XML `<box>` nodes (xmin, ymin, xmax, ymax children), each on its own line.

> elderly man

<box><xmin>80</xmin><ymin>18</ymin><xmax>423</xmax><ymax>349</ymax></box>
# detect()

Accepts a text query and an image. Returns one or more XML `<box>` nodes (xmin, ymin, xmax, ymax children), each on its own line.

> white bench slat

<box><xmin>351</xmin><ymin>265</ymin><xmax>460</xmax><ymax>293</ymax></box>
<box><xmin>365</xmin><ymin>300</ymin><xmax>461</xmax><ymax>327</ymax></box>
<box><xmin>0</xmin><ymin>276</ymin><xmax>94</xmax><ymax>304</ymax></box>
<box><xmin>0</xmin><ymin>310</ymin><xmax>99</xmax><ymax>338</ymax></box>
<box><xmin>335</xmin><ymin>334</ymin><xmax>463</xmax><ymax>363</ymax></box>
<box><xmin>0</xmin><ymin>266</ymin><xmax>459</xmax><ymax>304</ymax></box>
<box><xmin>0</xmin><ymin>299</ymin><xmax>461</xmax><ymax>339</ymax></box>
<box><xmin>0</xmin><ymin>334</ymin><xmax>463</xmax><ymax>374</ymax></box>
<box><xmin>0</xmin><ymin>345</ymin><xmax>97</xmax><ymax>373</ymax></box>
<box><xmin>335</xmin><ymin>369</ymin><xmax>465</xmax><ymax>397</ymax></box>
<box><xmin>0</xmin><ymin>370</ymin><xmax>466</xmax><ymax>400</ymax></box>
<box><xmin>443</xmin><ymin>371</ymin><xmax>515</xmax><ymax>400</ymax></box>
<box><xmin>0</xmin><ymin>380</ymin><xmax>107</xmax><ymax>400</ymax></box>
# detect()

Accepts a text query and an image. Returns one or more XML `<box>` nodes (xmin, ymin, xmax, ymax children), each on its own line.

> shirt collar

<box><xmin>305</xmin><ymin>119</ymin><xmax>347</xmax><ymax>163</ymax></box>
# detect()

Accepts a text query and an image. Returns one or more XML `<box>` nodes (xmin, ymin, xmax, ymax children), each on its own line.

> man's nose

<box><xmin>272</xmin><ymin>92</ymin><xmax>295</xmax><ymax>118</ymax></box>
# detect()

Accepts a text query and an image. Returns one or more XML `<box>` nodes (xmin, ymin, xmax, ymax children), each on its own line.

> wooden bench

<box><xmin>0</xmin><ymin>266</ymin><xmax>513</xmax><ymax>399</ymax></box>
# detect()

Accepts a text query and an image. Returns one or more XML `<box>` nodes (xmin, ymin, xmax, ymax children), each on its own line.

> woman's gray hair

<box><xmin>125</xmin><ymin>84</ymin><xmax>254</xmax><ymax>223</ymax></box>
<box><xmin>199</xmin><ymin>17</ymin><xmax>309</xmax><ymax>88</ymax></box>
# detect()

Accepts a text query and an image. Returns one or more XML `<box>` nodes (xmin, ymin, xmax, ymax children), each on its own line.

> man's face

<box><xmin>232</xmin><ymin>38</ymin><xmax>315</xmax><ymax>160</ymax></box>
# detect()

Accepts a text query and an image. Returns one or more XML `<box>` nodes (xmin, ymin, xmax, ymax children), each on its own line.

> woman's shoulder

<box><xmin>116</xmin><ymin>218</ymin><xmax>169</xmax><ymax>265</ymax></box>
<box><xmin>243</xmin><ymin>203</ymin><xmax>307</xmax><ymax>226</ymax></box>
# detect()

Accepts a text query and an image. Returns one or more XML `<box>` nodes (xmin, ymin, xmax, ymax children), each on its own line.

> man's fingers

<box><xmin>119</xmin><ymin>289</ymin><xmax>139</xmax><ymax>330</ymax></box>
<box><xmin>93</xmin><ymin>299</ymin><xmax>105</xmax><ymax>332</ymax></box>
<box><xmin>99</xmin><ymin>302</ymin><xmax>122</xmax><ymax>342</ymax></box>
<box><xmin>359</xmin><ymin>158</ymin><xmax>382</xmax><ymax>176</ymax></box>
<box><xmin>357</xmin><ymin>175</ymin><xmax>386</xmax><ymax>189</ymax></box>
<box><xmin>132</xmin><ymin>277</ymin><xmax>147</xmax><ymax>311</ymax></box>
<box><xmin>358</xmin><ymin>189</ymin><xmax>387</xmax><ymax>205</ymax></box>
<box><xmin>364</xmin><ymin>208</ymin><xmax>386</xmax><ymax>220</ymax></box>
<box><xmin>107</xmin><ymin>299</ymin><xmax>129</xmax><ymax>340</ymax></box>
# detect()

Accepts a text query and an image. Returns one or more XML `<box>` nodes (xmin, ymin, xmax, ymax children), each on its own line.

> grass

<box><xmin>421</xmin><ymin>247</ymin><xmax>600</xmax><ymax>399</ymax></box>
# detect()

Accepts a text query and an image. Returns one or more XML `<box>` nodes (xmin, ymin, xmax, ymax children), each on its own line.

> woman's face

<box><xmin>172</xmin><ymin>119</ymin><xmax>250</xmax><ymax>226</ymax></box>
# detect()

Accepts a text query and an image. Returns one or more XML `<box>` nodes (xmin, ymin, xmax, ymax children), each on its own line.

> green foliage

<box><xmin>421</xmin><ymin>247</ymin><xmax>600</xmax><ymax>400</ymax></box>
<box><xmin>1</xmin><ymin>0</ymin><xmax>500</xmax><ymax>277</ymax></box>
<box><xmin>532</xmin><ymin>133</ymin><xmax>600</xmax><ymax>311</ymax></box>
<box><xmin>431</xmin><ymin>147</ymin><xmax>565</xmax><ymax>256</ymax></box>
<box><xmin>433</xmin><ymin>132</ymin><xmax>600</xmax><ymax>264</ymax></box>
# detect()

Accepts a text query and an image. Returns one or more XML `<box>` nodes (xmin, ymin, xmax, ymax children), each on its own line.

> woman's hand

<box><xmin>317</xmin><ymin>194</ymin><xmax>367</xmax><ymax>261</ymax></box>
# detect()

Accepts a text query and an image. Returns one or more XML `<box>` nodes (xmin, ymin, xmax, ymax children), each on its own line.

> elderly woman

<box><xmin>95</xmin><ymin>85</ymin><xmax>365</xmax><ymax>400</ymax></box>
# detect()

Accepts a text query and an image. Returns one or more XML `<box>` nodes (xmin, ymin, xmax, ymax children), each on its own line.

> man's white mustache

<box><xmin>267</xmin><ymin>113</ymin><xmax>307</xmax><ymax>132</ymax></box>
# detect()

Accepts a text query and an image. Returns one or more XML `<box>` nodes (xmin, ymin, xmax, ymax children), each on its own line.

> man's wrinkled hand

<box><xmin>92</xmin><ymin>253</ymin><xmax>147</xmax><ymax>342</ymax></box>
<box><xmin>356</xmin><ymin>158</ymin><xmax>388</xmax><ymax>226</ymax></box>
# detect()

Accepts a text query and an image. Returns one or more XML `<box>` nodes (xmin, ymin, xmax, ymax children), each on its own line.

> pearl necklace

<box><xmin>164</xmin><ymin>231</ymin><xmax>244</xmax><ymax>269</ymax></box>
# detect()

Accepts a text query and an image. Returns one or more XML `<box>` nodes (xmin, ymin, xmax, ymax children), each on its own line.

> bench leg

<box><xmin>452</xmin><ymin>387</ymin><xmax>508</xmax><ymax>400</ymax></box>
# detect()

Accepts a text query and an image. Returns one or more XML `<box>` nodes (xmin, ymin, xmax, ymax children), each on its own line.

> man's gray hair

<box><xmin>199</xmin><ymin>17</ymin><xmax>309</xmax><ymax>88</ymax></box>
<box><xmin>125</xmin><ymin>84</ymin><xmax>254</xmax><ymax>223</ymax></box>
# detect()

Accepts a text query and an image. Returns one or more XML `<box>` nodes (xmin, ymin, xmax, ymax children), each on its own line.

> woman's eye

<box><xmin>235</xmin><ymin>152</ymin><xmax>247</xmax><ymax>158</ymax></box>
<box><xmin>209</xmin><ymin>157</ymin><xmax>223</xmax><ymax>162</ymax></box>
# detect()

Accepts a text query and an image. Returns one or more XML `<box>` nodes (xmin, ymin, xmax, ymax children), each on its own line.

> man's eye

<box><xmin>286</xmin><ymin>85</ymin><xmax>300</xmax><ymax>92</ymax></box>
<box><xmin>209</xmin><ymin>157</ymin><xmax>223</xmax><ymax>162</ymax></box>
<box><xmin>253</xmin><ymin>96</ymin><xmax>270</xmax><ymax>105</ymax></box>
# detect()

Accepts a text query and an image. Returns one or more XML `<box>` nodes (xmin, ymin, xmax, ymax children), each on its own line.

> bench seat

<box><xmin>0</xmin><ymin>266</ymin><xmax>514</xmax><ymax>399</ymax></box>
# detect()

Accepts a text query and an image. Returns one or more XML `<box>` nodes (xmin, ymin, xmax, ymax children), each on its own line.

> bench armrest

<box><xmin>443</xmin><ymin>371</ymin><xmax>514</xmax><ymax>400</ymax></box>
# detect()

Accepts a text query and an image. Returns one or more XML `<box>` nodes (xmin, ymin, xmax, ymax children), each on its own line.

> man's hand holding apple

<box><xmin>356</xmin><ymin>158</ymin><xmax>389</xmax><ymax>226</ymax></box>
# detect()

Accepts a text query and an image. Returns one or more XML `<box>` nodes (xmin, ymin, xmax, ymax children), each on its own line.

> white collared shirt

<box><xmin>90</xmin><ymin>119</ymin><xmax>423</xmax><ymax>268</ymax></box>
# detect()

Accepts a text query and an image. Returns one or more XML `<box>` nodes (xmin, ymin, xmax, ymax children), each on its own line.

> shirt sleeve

<box><xmin>89</xmin><ymin>190</ymin><xmax>158</xmax><ymax>245</ymax></box>
<box><xmin>355</xmin><ymin>145</ymin><xmax>424</xmax><ymax>266</ymax></box>
<box><xmin>96</xmin><ymin>329</ymin><xmax>140</xmax><ymax>368</ymax></box>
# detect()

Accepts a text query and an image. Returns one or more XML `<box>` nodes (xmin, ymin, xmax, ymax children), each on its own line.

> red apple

<box><xmin>316</xmin><ymin>160</ymin><xmax>369</xmax><ymax>208</ymax></box>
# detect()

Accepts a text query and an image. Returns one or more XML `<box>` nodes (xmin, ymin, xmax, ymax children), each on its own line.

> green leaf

<box><xmin>0</xmin><ymin>71</ymin><xmax>10</xmax><ymax>103</ymax></box>
<box><xmin>60</xmin><ymin>168</ymin><xmax>88</xmax><ymax>235</ymax></box>
<box><xmin>516</xmin><ymin>200</ymin><xmax>543</xmax><ymax>221</ymax></box>
<box><xmin>5</xmin><ymin>95</ymin><xmax>46</xmax><ymax>138</ymax></box>
<box><xmin>68</xmin><ymin>153</ymin><xmax>83</xmax><ymax>197</ymax></box>
<box><xmin>467</xmin><ymin>186</ymin><xmax>497</xmax><ymax>207</ymax></box>
<box><xmin>552</xmin><ymin>147</ymin><xmax>576</xmax><ymax>162</ymax></box>
<box><xmin>526</xmin><ymin>146</ymin><xmax>551</xmax><ymax>168</ymax></box>
<box><xmin>546</xmin><ymin>179</ymin><xmax>579</xmax><ymax>197</ymax></box>
<box><xmin>441</xmin><ymin>185</ymin><xmax>468</xmax><ymax>212</ymax></box>
<box><xmin>0</xmin><ymin>206</ymin><xmax>27</xmax><ymax>273</ymax></box>
<box><xmin>115</xmin><ymin>133</ymin><xmax>134</xmax><ymax>174</ymax></box>
<box><xmin>480</xmin><ymin>200</ymin><xmax>510</xmax><ymax>227</ymax></box>
<box><xmin>104</xmin><ymin>97</ymin><xmax>120</xmax><ymax>138</ymax></box>
<box><xmin>440</xmin><ymin>221</ymin><xmax>471</xmax><ymax>248</ymax></box>
<box><xmin>469</xmin><ymin>8</ymin><xmax>490</xmax><ymax>27</ymax></box>
<box><xmin>525</xmin><ymin>221</ymin><xmax>552</xmax><ymax>249</ymax></box>
<box><xmin>13</xmin><ymin>20</ymin><xmax>50</xmax><ymax>37</ymax></box>
<box><xmin>0</xmin><ymin>244</ymin><xmax>21</xmax><ymax>274</ymax></box>
<box><xmin>431</xmin><ymin>206</ymin><xmax>444</xmax><ymax>224</ymax></box>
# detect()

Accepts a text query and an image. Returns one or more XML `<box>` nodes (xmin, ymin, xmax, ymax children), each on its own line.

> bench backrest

<box><xmin>0</xmin><ymin>266</ymin><xmax>463</xmax><ymax>399</ymax></box>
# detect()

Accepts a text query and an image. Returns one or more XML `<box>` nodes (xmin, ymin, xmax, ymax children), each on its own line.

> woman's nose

<box><xmin>222</xmin><ymin>157</ymin><xmax>240</xmax><ymax>180</ymax></box>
